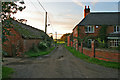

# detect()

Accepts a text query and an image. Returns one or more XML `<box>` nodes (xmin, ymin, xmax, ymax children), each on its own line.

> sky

<box><xmin>11</xmin><ymin>0</ymin><xmax>119</xmax><ymax>39</ymax></box>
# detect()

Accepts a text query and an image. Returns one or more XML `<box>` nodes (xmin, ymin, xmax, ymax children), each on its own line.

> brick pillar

<box><xmin>71</xmin><ymin>41</ymin><xmax>73</xmax><ymax>47</ymax></box>
<box><xmin>91</xmin><ymin>41</ymin><xmax>95</xmax><ymax>57</ymax></box>
<box><xmin>67</xmin><ymin>36</ymin><xmax>70</xmax><ymax>46</ymax></box>
<box><xmin>81</xmin><ymin>42</ymin><xmax>83</xmax><ymax>53</ymax></box>
<box><xmin>76</xmin><ymin>42</ymin><xmax>78</xmax><ymax>50</ymax></box>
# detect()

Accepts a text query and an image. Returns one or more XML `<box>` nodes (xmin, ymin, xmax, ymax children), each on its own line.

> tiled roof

<box><xmin>3</xmin><ymin>19</ymin><xmax>50</xmax><ymax>39</ymax></box>
<box><xmin>78</xmin><ymin>12</ymin><xmax>120</xmax><ymax>26</ymax></box>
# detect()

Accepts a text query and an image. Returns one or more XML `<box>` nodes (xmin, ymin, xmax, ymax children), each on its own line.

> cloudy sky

<box><xmin>11</xmin><ymin>0</ymin><xmax>119</xmax><ymax>39</ymax></box>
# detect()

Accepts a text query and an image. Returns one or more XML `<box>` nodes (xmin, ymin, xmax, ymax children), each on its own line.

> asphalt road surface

<box><xmin>3</xmin><ymin>45</ymin><xmax>119</xmax><ymax>78</ymax></box>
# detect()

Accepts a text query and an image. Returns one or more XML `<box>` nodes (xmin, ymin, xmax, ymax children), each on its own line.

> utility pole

<box><xmin>55</xmin><ymin>32</ymin><xmax>57</xmax><ymax>46</ymax></box>
<box><xmin>45</xmin><ymin>12</ymin><xmax>47</xmax><ymax>33</ymax></box>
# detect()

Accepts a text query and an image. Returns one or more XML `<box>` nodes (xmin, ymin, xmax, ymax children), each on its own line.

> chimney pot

<box><xmin>84</xmin><ymin>5</ymin><xmax>90</xmax><ymax>18</ymax></box>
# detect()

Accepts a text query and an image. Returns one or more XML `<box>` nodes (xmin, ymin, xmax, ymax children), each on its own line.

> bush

<box><xmin>31</xmin><ymin>43</ymin><xmax>39</xmax><ymax>53</ymax></box>
<box><xmin>47</xmin><ymin>42</ymin><xmax>51</xmax><ymax>47</ymax></box>
<box><xmin>38</xmin><ymin>42</ymin><xmax>47</xmax><ymax>51</ymax></box>
<box><xmin>2</xmin><ymin>51</ymin><xmax>8</xmax><ymax>56</ymax></box>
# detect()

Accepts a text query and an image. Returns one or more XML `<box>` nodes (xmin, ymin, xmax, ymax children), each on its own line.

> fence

<box><xmin>78</xmin><ymin>41</ymin><xmax>120</xmax><ymax>62</ymax></box>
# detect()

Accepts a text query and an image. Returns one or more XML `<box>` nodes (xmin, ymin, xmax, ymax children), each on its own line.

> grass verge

<box><xmin>65</xmin><ymin>45</ymin><xmax>120</xmax><ymax>69</ymax></box>
<box><xmin>25</xmin><ymin>47</ymin><xmax>55</xmax><ymax>57</ymax></box>
<box><xmin>2</xmin><ymin>66</ymin><xmax>14</xmax><ymax>79</ymax></box>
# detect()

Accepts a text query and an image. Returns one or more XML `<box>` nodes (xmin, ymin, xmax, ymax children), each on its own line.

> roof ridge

<box><xmin>13</xmin><ymin>19</ymin><xmax>44</xmax><ymax>33</ymax></box>
<box><xmin>90</xmin><ymin>12</ymin><xmax>120</xmax><ymax>14</ymax></box>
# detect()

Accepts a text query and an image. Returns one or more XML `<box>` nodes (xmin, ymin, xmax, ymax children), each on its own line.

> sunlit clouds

<box><xmin>72</xmin><ymin>0</ymin><xmax>85</xmax><ymax>7</ymax></box>
<box><xmin>11</xmin><ymin>0</ymin><xmax>118</xmax><ymax>39</ymax></box>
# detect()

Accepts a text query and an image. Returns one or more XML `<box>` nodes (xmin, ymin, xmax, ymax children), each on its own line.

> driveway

<box><xmin>3</xmin><ymin>44</ymin><xmax>119</xmax><ymax>78</ymax></box>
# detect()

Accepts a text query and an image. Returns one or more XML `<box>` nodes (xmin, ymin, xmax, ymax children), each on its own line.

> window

<box><xmin>114</xmin><ymin>26</ymin><xmax>120</xmax><ymax>33</ymax></box>
<box><xmin>85</xmin><ymin>26</ymin><xmax>94</xmax><ymax>33</ymax></box>
<box><xmin>110</xmin><ymin>39</ymin><xmax>120</xmax><ymax>47</ymax></box>
<box><xmin>96</xmin><ymin>26</ymin><xmax>99</xmax><ymax>28</ymax></box>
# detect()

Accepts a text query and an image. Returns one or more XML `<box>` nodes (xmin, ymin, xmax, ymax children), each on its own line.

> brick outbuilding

<box><xmin>2</xmin><ymin>18</ymin><xmax>51</xmax><ymax>56</ymax></box>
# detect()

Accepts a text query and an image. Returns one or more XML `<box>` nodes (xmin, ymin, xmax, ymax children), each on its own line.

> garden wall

<box><xmin>78</xmin><ymin>41</ymin><xmax>120</xmax><ymax>62</ymax></box>
<box><xmin>3</xmin><ymin>28</ymin><xmax>24</xmax><ymax>56</ymax></box>
<box><xmin>83</xmin><ymin>48</ymin><xmax>93</xmax><ymax>57</ymax></box>
<box><xmin>95</xmin><ymin>49</ymin><xmax>120</xmax><ymax>62</ymax></box>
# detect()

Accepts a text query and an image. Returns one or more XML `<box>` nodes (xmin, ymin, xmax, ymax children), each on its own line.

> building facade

<box><xmin>72</xmin><ymin>6</ymin><xmax>120</xmax><ymax>48</ymax></box>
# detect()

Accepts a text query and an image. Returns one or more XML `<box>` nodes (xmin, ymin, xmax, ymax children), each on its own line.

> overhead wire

<box><xmin>37</xmin><ymin>0</ymin><xmax>47</xmax><ymax>12</ymax></box>
<box><xmin>29</xmin><ymin>0</ymin><xmax>44</xmax><ymax>16</ymax></box>
<box><xmin>48</xmin><ymin>15</ymin><xmax>55</xmax><ymax>33</ymax></box>
<box><xmin>36</xmin><ymin>0</ymin><xmax>56</xmax><ymax>34</ymax></box>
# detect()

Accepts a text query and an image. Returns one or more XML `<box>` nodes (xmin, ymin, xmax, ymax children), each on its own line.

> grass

<box><xmin>2</xmin><ymin>66</ymin><xmax>14</xmax><ymax>79</ymax></box>
<box><xmin>65</xmin><ymin>45</ymin><xmax>120</xmax><ymax>69</ymax></box>
<box><xmin>25</xmin><ymin>47</ymin><xmax>55</xmax><ymax>57</ymax></box>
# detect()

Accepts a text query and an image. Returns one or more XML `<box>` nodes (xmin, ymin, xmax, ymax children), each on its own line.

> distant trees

<box><xmin>60</xmin><ymin>33</ymin><xmax>71</xmax><ymax>42</ymax></box>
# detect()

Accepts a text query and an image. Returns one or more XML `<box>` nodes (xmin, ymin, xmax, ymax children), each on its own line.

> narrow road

<box><xmin>4</xmin><ymin>45</ymin><xmax>119</xmax><ymax>78</ymax></box>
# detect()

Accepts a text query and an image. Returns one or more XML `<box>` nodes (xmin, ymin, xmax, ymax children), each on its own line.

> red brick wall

<box><xmin>83</xmin><ymin>48</ymin><xmax>93</xmax><ymax>57</ymax></box>
<box><xmin>67</xmin><ymin>36</ymin><xmax>70</xmax><ymax>46</ymax></box>
<box><xmin>23</xmin><ymin>39</ymin><xmax>41</xmax><ymax>52</ymax></box>
<box><xmin>3</xmin><ymin>28</ymin><xmax>24</xmax><ymax>56</ymax></box>
<box><xmin>107</xmin><ymin>26</ymin><xmax>114</xmax><ymax>34</ymax></box>
<box><xmin>95</xmin><ymin>49</ymin><xmax>120</xmax><ymax>62</ymax></box>
<box><xmin>78</xmin><ymin>25</ymin><xmax>114</xmax><ymax>38</ymax></box>
<box><xmin>79</xmin><ymin>46</ymin><xmax>82</xmax><ymax>53</ymax></box>
<box><xmin>71</xmin><ymin>41</ymin><xmax>73</xmax><ymax>47</ymax></box>
<box><xmin>79</xmin><ymin>26</ymin><xmax>102</xmax><ymax>38</ymax></box>
<box><xmin>79</xmin><ymin>41</ymin><xmax>120</xmax><ymax>62</ymax></box>
<box><xmin>3</xmin><ymin>28</ymin><xmax>42</xmax><ymax>56</ymax></box>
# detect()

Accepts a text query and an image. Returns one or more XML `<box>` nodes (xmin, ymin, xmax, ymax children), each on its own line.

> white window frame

<box><xmin>88</xmin><ymin>39</ymin><xmax>92</xmax><ymax>43</ymax></box>
<box><xmin>110</xmin><ymin>39</ymin><xmax>120</xmax><ymax>47</ymax></box>
<box><xmin>114</xmin><ymin>26</ymin><xmax>120</xmax><ymax>33</ymax></box>
<box><xmin>85</xmin><ymin>26</ymin><xmax>94</xmax><ymax>33</ymax></box>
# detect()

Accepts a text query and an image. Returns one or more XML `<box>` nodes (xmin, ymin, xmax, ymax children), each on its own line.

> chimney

<box><xmin>84</xmin><ymin>6</ymin><xmax>90</xmax><ymax>18</ymax></box>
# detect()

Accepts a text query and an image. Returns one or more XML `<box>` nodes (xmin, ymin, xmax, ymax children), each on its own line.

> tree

<box><xmin>2</xmin><ymin>0</ymin><xmax>26</xmax><ymax>43</ymax></box>
<box><xmin>98</xmin><ymin>25</ymin><xmax>108</xmax><ymax>42</ymax></box>
<box><xmin>60</xmin><ymin>33</ymin><xmax>71</xmax><ymax>41</ymax></box>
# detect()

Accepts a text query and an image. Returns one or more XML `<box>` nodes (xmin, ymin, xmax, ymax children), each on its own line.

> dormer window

<box><xmin>85</xmin><ymin>26</ymin><xmax>94</xmax><ymax>33</ymax></box>
<box><xmin>114</xmin><ymin>26</ymin><xmax>120</xmax><ymax>33</ymax></box>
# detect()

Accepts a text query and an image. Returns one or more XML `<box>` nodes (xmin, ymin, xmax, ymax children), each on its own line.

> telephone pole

<box><xmin>56</xmin><ymin>32</ymin><xmax>57</xmax><ymax>44</ymax></box>
<box><xmin>45</xmin><ymin>12</ymin><xmax>47</xmax><ymax>33</ymax></box>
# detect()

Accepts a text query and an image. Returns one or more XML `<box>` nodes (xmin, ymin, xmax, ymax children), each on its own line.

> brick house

<box><xmin>3</xmin><ymin>18</ymin><xmax>52</xmax><ymax>56</ymax></box>
<box><xmin>70</xmin><ymin>32</ymin><xmax>73</xmax><ymax>47</ymax></box>
<box><xmin>72</xmin><ymin>6</ymin><xmax>120</xmax><ymax>49</ymax></box>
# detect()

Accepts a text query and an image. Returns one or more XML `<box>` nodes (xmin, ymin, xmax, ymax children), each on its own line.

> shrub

<box><xmin>2</xmin><ymin>51</ymin><xmax>8</xmax><ymax>56</ymax></box>
<box><xmin>38</xmin><ymin>42</ymin><xmax>47</xmax><ymax>51</ymax></box>
<box><xmin>31</xmin><ymin>43</ymin><xmax>39</xmax><ymax>53</ymax></box>
<box><xmin>96</xmin><ymin>38</ymin><xmax>108</xmax><ymax>48</ymax></box>
<box><xmin>47</xmin><ymin>41</ymin><xmax>51</xmax><ymax>47</ymax></box>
